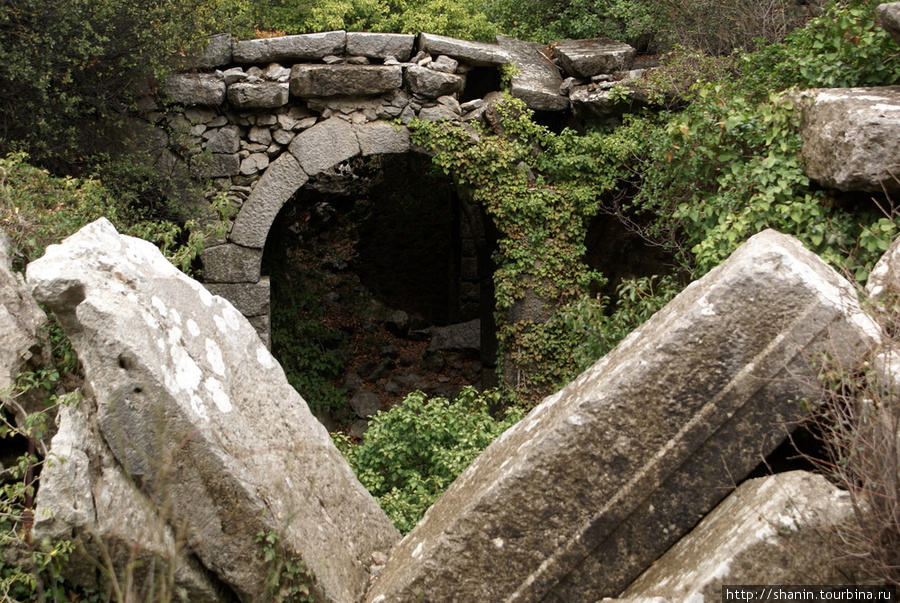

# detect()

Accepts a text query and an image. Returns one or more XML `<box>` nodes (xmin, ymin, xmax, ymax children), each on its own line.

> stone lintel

<box><xmin>290</xmin><ymin>64</ymin><xmax>403</xmax><ymax>98</ymax></box>
<box><xmin>347</xmin><ymin>32</ymin><xmax>415</xmax><ymax>60</ymax></box>
<box><xmin>233</xmin><ymin>31</ymin><xmax>347</xmax><ymax>63</ymax></box>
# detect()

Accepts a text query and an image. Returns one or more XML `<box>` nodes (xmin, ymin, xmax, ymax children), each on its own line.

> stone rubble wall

<box><xmin>157</xmin><ymin>31</ymin><xmax>647</xmax><ymax>345</ymax></box>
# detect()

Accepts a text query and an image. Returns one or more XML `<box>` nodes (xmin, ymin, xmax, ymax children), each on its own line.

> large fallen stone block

<box><xmin>553</xmin><ymin>38</ymin><xmax>636</xmax><ymax>78</ymax></box>
<box><xmin>35</xmin><ymin>399</ymin><xmax>231</xmax><ymax>601</ymax></box>
<box><xmin>621</xmin><ymin>471</ymin><xmax>864</xmax><ymax>599</ymax></box>
<box><xmin>497</xmin><ymin>36</ymin><xmax>568</xmax><ymax>112</ymax></box>
<box><xmin>800</xmin><ymin>87</ymin><xmax>900</xmax><ymax>192</ymax></box>
<box><xmin>365</xmin><ymin>229</ymin><xmax>880</xmax><ymax>603</ymax></box>
<box><xmin>27</xmin><ymin>219</ymin><xmax>400</xmax><ymax>603</ymax></box>
<box><xmin>418</xmin><ymin>33</ymin><xmax>510</xmax><ymax>66</ymax></box>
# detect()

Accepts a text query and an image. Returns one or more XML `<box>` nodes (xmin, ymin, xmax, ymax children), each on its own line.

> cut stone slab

<box><xmin>553</xmin><ymin>38</ymin><xmax>636</xmax><ymax>78</ymax></box>
<box><xmin>497</xmin><ymin>36</ymin><xmax>568</xmax><ymax>112</ymax></box>
<box><xmin>418</xmin><ymin>33</ymin><xmax>510</xmax><ymax>66</ymax></box>
<box><xmin>227</xmin><ymin>81</ymin><xmax>289</xmax><ymax>109</ymax></box>
<box><xmin>405</xmin><ymin>65</ymin><xmax>464</xmax><ymax>98</ymax></box>
<box><xmin>35</xmin><ymin>399</ymin><xmax>232</xmax><ymax>601</ymax></box>
<box><xmin>878</xmin><ymin>3</ymin><xmax>900</xmax><ymax>47</ymax></box>
<box><xmin>27</xmin><ymin>219</ymin><xmax>400</xmax><ymax>603</ymax></box>
<box><xmin>230</xmin><ymin>153</ymin><xmax>309</xmax><ymax>248</ymax></box>
<box><xmin>233</xmin><ymin>31</ymin><xmax>347</xmax><ymax>63</ymax></box>
<box><xmin>622</xmin><ymin>471</ymin><xmax>864</xmax><ymax>598</ymax></box>
<box><xmin>200</xmin><ymin>243</ymin><xmax>263</xmax><ymax>284</ymax></box>
<box><xmin>290</xmin><ymin>64</ymin><xmax>402</xmax><ymax>98</ymax></box>
<box><xmin>356</xmin><ymin>121</ymin><xmax>411</xmax><ymax>155</ymax></box>
<box><xmin>347</xmin><ymin>32</ymin><xmax>415</xmax><ymax>61</ymax></box>
<box><xmin>289</xmin><ymin>117</ymin><xmax>361</xmax><ymax>175</ymax></box>
<box><xmin>193</xmin><ymin>33</ymin><xmax>233</xmax><ymax>69</ymax></box>
<box><xmin>365</xmin><ymin>229</ymin><xmax>880</xmax><ymax>603</ymax></box>
<box><xmin>800</xmin><ymin>87</ymin><xmax>900</xmax><ymax>192</ymax></box>
<box><xmin>205</xmin><ymin>278</ymin><xmax>270</xmax><ymax>317</ymax></box>
<box><xmin>165</xmin><ymin>73</ymin><xmax>226</xmax><ymax>106</ymax></box>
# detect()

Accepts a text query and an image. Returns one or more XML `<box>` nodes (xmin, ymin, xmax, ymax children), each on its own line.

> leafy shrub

<box><xmin>337</xmin><ymin>387</ymin><xmax>524</xmax><ymax>533</ymax></box>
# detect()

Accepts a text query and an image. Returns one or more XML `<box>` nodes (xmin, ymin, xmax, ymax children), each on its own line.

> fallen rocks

<box><xmin>497</xmin><ymin>36</ymin><xmax>569</xmax><ymax>112</ymax></box>
<box><xmin>552</xmin><ymin>38</ymin><xmax>636</xmax><ymax>78</ymax></box>
<box><xmin>365</xmin><ymin>230</ymin><xmax>879</xmax><ymax>603</ymax></box>
<box><xmin>800</xmin><ymin>86</ymin><xmax>900</xmax><ymax>192</ymax></box>
<box><xmin>27</xmin><ymin>219</ymin><xmax>399</xmax><ymax>603</ymax></box>
<box><xmin>622</xmin><ymin>471</ymin><xmax>864</xmax><ymax>599</ymax></box>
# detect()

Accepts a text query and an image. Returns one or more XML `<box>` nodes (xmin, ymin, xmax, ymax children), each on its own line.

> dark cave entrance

<box><xmin>262</xmin><ymin>153</ymin><xmax>497</xmax><ymax>432</ymax></box>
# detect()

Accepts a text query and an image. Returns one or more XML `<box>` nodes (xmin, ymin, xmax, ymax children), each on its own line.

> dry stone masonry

<box><xmin>160</xmin><ymin>31</ymin><xmax>649</xmax><ymax>344</ymax></box>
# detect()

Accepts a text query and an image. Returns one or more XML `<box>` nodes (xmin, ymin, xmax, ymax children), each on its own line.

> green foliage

<box><xmin>0</xmin><ymin>0</ymin><xmax>218</xmax><ymax>172</ymax></box>
<box><xmin>255</xmin><ymin>529</ymin><xmax>318</xmax><ymax>603</ymax></box>
<box><xmin>742</xmin><ymin>0</ymin><xmax>900</xmax><ymax>92</ymax></box>
<box><xmin>0</xmin><ymin>152</ymin><xmax>232</xmax><ymax>275</ymax></box>
<box><xmin>338</xmin><ymin>387</ymin><xmax>524</xmax><ymax>533</ymax></box>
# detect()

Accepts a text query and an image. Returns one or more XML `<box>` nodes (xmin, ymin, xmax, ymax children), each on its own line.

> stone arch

<box><xmin>201</xmin><ymin>117</ymin><xmax>421</xmax><ymax>345</ymax></box>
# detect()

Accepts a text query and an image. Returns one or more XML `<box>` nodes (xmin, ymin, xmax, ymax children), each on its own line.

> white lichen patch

<box><xmin>171</xmin><ymin>346</ymin><xmax>202</xmax><ymax>394</ymax></box>
<box><xmin>256</xmin><ymin>345</ymin><xmax>275</xmax><ymax>369</ymax></box>
<box><xmin>190</xmin><ymin>394</ymin><xmax>210</xmax><ymax>422</ymax></box>
<box><xmin>197</xmin><ymin>284</ymin><xmax>213</xmax><ymax>307</ymax></box>
<box><xmin>204</xmin><ymin>377</ymin><xmax>233</xmax><ymax>413</ymax></box>
<box><xmin>205</xmin><ymin>338</ymin><xmax>226</xmax><ymax>376</ymax></box>
<box><xmin>151</xmin><ymin>296</ymin><xmax>168</xmax><ymax>318</ymax></box>
<box><xmin>187</xmin><ymin>319</ymin><xmax>201</xmax><ymax>337</ymax></box>
<box><xmin>170</xmin><ymin>308</ymin><xmax>182</xmax><ymax>325</ymax></box>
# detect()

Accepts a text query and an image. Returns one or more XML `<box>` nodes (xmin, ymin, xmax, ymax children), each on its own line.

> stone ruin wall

<box><xmin>159</xmin><ymin>30</ymin><xmax>647</xmax><ymax>346</ymax></box>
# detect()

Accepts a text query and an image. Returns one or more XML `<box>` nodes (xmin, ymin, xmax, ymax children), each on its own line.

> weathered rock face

<box><xmin>0</xmin><ymin>233</ymin><xmax>49</xmax><ymax>412</ymax></box>
<box><xmin>418</xmin><ymin>33</ymin><xmax>511</xmax><ymax>66</ymax></box>
<box><xmin>553</xmin><ymin>38</ymin><xmax>636</xmax><ymax>78</ymax></box>
<box><xmin>165</xmin><ymin>73</ymin><xmax>226</xmax><ymax>106</ymax></box>
<box><xmin>800</xmin><ymin>87</ymin><xmax>900</xmax><ymax>192</ymax></box>
<box><xmin>27</xmin><ymin>219</ymin><xmax>400</xmax><ymax>603</ymax></box>
<box><xmin>233</xmin><ymin>31</ymin><xmax>347</xmax><ymax>63</ymax></box>
<box><xmin>866</xmin><ymin>234</ymin><xmax>900</xmax><ymax>302</ymax></box>
<box><xmin>365</xmin><ymin>230</ymin><xmax>879</xmax><ymax>603</ymax></box>
<box><xmin>35</xmin><ymin>399</ymin><xmax>231</xmax><ymax>601</ymax></box>
<box><xmin>497</xmin><ymin>36</ymin><xmax>569</xmax><ymax>112</ymax></box>
<box><xmin>878</xmin><ymin>3</ymin><xmax>900</xmax><ymax>48</ymax></box>
<box><xmin>290</xmin><ymin>64</ymin><xmax>403</xmax><ymax>98</ymax></box>
<box><xmin>622</xmin><ymin>471</ymin><xmax>864</xmax><ymax>599</ymax></box>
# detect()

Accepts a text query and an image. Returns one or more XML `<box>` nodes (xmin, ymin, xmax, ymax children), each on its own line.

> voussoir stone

<box><xmin>365</xmin><ymin>229</ymin><xmax>879</xmax><ymax>603</ymax></box>
<box><xmin>355</xmin><ymin>121</ymin><xmax>411</xmax><ymax>155</ymax></box>
<box><xmin>165</xmin><ymin>73</ymin><xmax>226</xmax><ymax>106</ymax></box>
<box><xmin>418</xmin><ymin>33</ymin><xmax>510</xmax><ymax>66</ymax></box>
<box><xmin>347</xmin><ymin>32</ymin><xmax>415</xmax><ymax>61</ymax></box>
<box><xmin>230</xmin><ymin>153</ymin><xmax>309</xmax><ymax>248</ymax></box>
<box><xmin>622</xmin><ymin>471</ymin><xmax>864</xmax><ymax>598</ymax></box>
<box><xmin>227</xmin><ymin>81</ymin><xmax>289</xmax><ymax>109</ymax></box>
<box><xmin>199</xmin><ymin>242</ymin><xmax>263</xmax><ymax>283</ymax></box>
<box><xmin>233</xmin><ymin>31</ymin><xmax>347</xmax><ymax>63</ymax></box>
<box><xmin>289</xmin><ymin>117</ymin><xmax>361</xmax><ymax>175</ymax></box>
<box><xmin>290</xmin><ymin>64</ymin><xmax>403</xmax><ymax>98</ymax></box>
<box><xmin>800</xmin><ymin>87</ymin><xmax>900</xmax><ymax>192</ymax></box>
<box><xmin>405</xmin><ymin>65</ymin><xmax>464</xmax><ymax>98</ymax></box>
<box><xmin>27</xmin><ymin>219</ymin><xmax>400</xmax><ymax>603</ymax></box>
<box><xmin>553</xmin><ymin>38</ymin><xmax>636</xmax><ymax>78</ymax></box>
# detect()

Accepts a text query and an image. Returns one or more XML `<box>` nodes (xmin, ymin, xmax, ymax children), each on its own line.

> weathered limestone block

<box><xmin>193</xmin><ymin>33</ymin><xmax>233</xmax><ymax>69</ymax></box>
<box><xmin>0</xmin><ymin>234</ymin><xmax>49</xmax><ymax>411</ymax></box>
<box><xmin>205</xmin><ymin>127</ymin><xmax>241</xmax><ymax>154</ymax></box>
<box><xmin>35</xmin><ymin>400</ymin><xmax>230</xmax><ymax>601</ymax></box>
<box><xmin>866</xmin><ymin>235</ymin><xmax>900</xmax><ymax>301</ymax></box>
<box><xmin>27</xmin><ymin>219</ymin><xmax>400</xmax><ymax>603</ymax></box>
<box><xmin>365</xmin><ymin>230</ymin><xmax>880</xmax><ymax>603</ymax></box>
<box><xmin>347</xmin><ymin>32</ymin><xmax>415</xmax><ymax>61</ymax></box>
<box><xmin>622</xmin><ymin>471</ymin><xmax>863</xmax><ymax>598</ymax></box>
<box><xmin>289</xmin><ymin>117</ymin><xmax>361</xmax><ymax>175</ymax></box>
<box><xmin>878</xmin><ymin>3</ymin><xmax>900</xmax><ymax>47</ymax></box>
<box><xmin>418</xmin><ymin>33</ymin><xmax>510</xmax><ymax>66</ymax></box>
<box><xmin>497</xmin><ymin>36</ymin><xmax>568</xmax><ymax>112</ymax></box>
<box><xmin>356</xmin><ymin>121</ymin><xmax>411</xmax><ymax>155</ymax></box>
<box><xmin>227</xmin><ymin>81</ymin><xmax>289</xmax><ymax>109</ymax></box>
<box><xmin>230</xmin><ymin>153</ymin><xmax>309</xmax><ymax>248</ymax></box>
<box><xmin>290</xmin><ymin>64</ymin><xmax>403</xmax><ymax>98</ymax></box>
<box><xmin>405</xmin><ymin>65</ymin><xmax>464</xmax><ymax>98</ymax></box>
<box><xmin>800</xmin><ymin>87</ymin><xmax>900</xmax><ymax>192</ymax></box>
<box><xmin>199</xmin><ymin>242</ymin><xmax>263</xmax><ymax>283</ymax></box>
<box><xmin>196</xmin><ymin>152</ymin><xmax>240</xmax><ymax>178</ymax></box>
<box><xmin>233</xmin><ymin>31</ymin><xmax>347</xmax><ymax>63</ymax></box>
<box><xmin>205</xmin><ymin>279</ymin><xmax>270</xmax><ymax>318</ymax></box>
<box><xmin>570</xmin><ymin>85</ymin><xmax>647</xmax><ymax>124</ymax></box>
<box><xmin>554</xmin><ymin>38</ymin><xmax>636</xmax><ymax>78</ymax></box>
<box><xmin>165</xmin><ymin>73</ymin><xmax>226</xmax><ymax>106</ymax></box>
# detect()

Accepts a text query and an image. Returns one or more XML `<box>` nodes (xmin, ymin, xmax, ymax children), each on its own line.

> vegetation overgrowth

<box><xmin>0</xmin><ymin>0</ymin><xmax>899</xmax><ymax>594</ymax></box>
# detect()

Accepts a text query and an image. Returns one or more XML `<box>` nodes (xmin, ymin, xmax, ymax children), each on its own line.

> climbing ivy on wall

<box><xmin>409</xmin><ymin>97</ymin><xmax>645</xmax><ymax>396</ymax></box>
